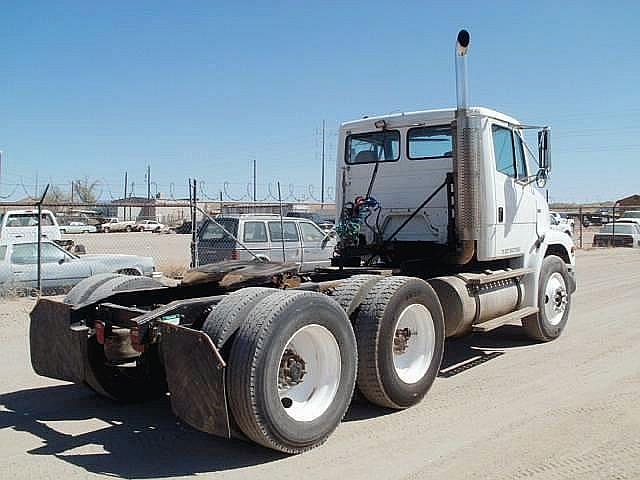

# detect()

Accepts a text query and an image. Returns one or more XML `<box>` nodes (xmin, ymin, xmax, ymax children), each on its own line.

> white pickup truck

<box><xmin>99</xmin><ymin>217</ymin><xmax>136</xmax><ymax>233</ymax></box>
<box><xmin>0</xmin><ymin>209</ymin><xmax>62</xmax><ymax>242</ymax></box>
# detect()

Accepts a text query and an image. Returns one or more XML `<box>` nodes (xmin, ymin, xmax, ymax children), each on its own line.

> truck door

<box><xmin>298</xmin><ymin>221</ymin><xmax>334</xmax><ymax>271</ymax></box>
<box><xmin>491</xmin><ymin>124</ymin><xmax>537</xmax><ymax>257</ymax></box>
<box><xmin>267</xmin><ymin>221</ymin><xmax>302</xmax><ymax>266</ymax></box>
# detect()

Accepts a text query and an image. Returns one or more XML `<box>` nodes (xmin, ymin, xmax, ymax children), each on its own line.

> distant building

<box><xmin>617</xmin><ymin>194</ymin><xmax>640</xmax><ymax>211</ymax></box>
<box><xmin>110</xmin><ymin>197</ymin><xmax>191</xmax><ymax>225</ymax></box>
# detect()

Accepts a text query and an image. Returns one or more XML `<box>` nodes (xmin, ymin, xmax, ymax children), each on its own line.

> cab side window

<box><xmin>492</xmin><ymin>125</ymin><xmax>528</xmax><ymax>180</ymax></box>
<box><xmin>492</xmin><ymin>125</ymin><xmax>516</xmax><ymax>177</ymax></box>
<box><xmin>513</xmin><ymin>133</ymin><xmax>527</xmax><ymax>180</ymax></box>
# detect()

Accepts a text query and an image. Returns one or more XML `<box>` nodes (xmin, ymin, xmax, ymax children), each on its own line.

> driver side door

<box><xmin>492</xmin><ymin>124</ymin><xmax>537</xmax><ymax>257</ymax></box>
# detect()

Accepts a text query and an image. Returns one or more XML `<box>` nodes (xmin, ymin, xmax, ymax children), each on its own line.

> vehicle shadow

<box><xmin>0</xmin><ymin>326</ymin><xmax>540</xmax><ymax>477</ymax></box>
<box><xmin>0</xmin><ymin>384</ymin><xmax>285</xmax><ymax>478</ymax></box>
<box><xmin>346</xmin><ymin>325</ymin><xmax>540</xmax><ymax>419</ymax></box>
<box><xmin>439</xmin><ymin>325</ymin><xmax>540</xmax><ymax>378</ymax></box>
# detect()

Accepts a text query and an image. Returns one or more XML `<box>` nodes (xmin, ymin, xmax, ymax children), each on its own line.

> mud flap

<box><xmin>29</xmin><ymin>299</ymin><xmax>88</xmax><ymax>383</ymax></box>
<box><xmin>159</xmin><ymin>322</ymin><xmax>233</xmax><ymax>439</ymax></box>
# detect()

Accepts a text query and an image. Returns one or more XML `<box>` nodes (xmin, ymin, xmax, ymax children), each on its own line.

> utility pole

<box><xmin>123</xmin><ymin>172</ymin><xmax>128</xmax><ymax>220</ymax></box>
<box><xmin>71</xmin><ymin>180</ymin><xmax>74</xmax><ymax>203</ymax></box>
<box><xmin>321</xmin><ymin>120</ymin><xmax>326</xmax><ymax>205</ymax></box>
<box><xmin>147</xmin><ymin>165</ymin><xmax>151</xmax><ymax>200</ymax></box>
<box><xmin>253</xmin><ymin>159</ymin><xmax>257</xmax><ymax>202</ymax></box>
<box><xmin>0</xmin><ymin>151</ymin><xmax>3</xmax><ymax>198</ymax></box>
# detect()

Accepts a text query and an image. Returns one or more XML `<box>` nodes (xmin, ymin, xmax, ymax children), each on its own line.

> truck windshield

<box><xmin>200</xmin><ymin>218</ymin><xmax>239</xmax><ymax>242</ymax></box>
<box><xmin>5</xmin><ymin>213</ymin><xmax>54</xmax><ymax>227</ymax></box>
<box><xmin>346</xmin><ymin>130</ymin><xmax>400</xmax><ymax>164</ymax></box>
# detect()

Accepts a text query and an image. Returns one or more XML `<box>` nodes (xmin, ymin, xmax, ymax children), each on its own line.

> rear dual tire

<box><xmin>225</xmin><ymin>291</ymin><xmax>357</xmax><ymax>453</ymax></box>
<box><xmin>354</xmin><ymin>276</ymin><xmax>445</xmax><ymax>409</ymax></box>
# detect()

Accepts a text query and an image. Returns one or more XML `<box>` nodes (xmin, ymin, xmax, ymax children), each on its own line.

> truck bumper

<box><xmin>29</xmin><ymin>299</ymin><xmax>235</xmax><ymax>439</ymax></box>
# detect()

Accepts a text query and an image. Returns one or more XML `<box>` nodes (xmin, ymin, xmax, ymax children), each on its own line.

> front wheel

<box><xmin>523</xmin><ymin>255</ymin><xmax>572</xmax><ymax>341</ymax></box>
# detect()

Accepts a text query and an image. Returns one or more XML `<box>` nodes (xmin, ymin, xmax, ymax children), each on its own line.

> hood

<box><xmin>80</xmin><ymin>253</ymin><xmax>155</xmax><ymax>272</ymax></box>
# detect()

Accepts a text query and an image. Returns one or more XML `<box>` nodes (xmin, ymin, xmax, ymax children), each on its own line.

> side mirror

<box><xmin>535</xmin><ymin>168</ymin><xmax>548</xmax><ymax>188</ymax></box>
<box><xmin>538</xmin><ymin>128</ymin><xmax>551</xmax><ymax>171</ymax></box>
<box><xmin>58</xmin><ymin>257</ymin><xmax>66</xmax><ymax>265</ymax></box>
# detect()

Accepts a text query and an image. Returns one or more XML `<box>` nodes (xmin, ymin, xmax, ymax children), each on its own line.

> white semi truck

<box><xmin>29</xmin><ymin>30</ymin><xmax>575</xmax><ymax>454</ymax></box>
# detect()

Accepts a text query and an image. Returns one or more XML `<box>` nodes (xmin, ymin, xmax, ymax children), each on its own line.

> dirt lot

<box><xmin>1</xmin><ymin>248</ymin><xmax>639</xmax><ymax>479</ymax></box>
<box><xmin>63</xmin><ymin>232</ymin><xmax>192</xmax><ymax>275</ymax></box>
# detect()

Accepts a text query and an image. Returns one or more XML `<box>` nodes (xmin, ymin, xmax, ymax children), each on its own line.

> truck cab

<box><xmin>0</xmin><ymin>209</ymin><xmax>62</xmax><ymax>242</ymax></box>
<box><xmin>336</xmin><ymin>107</ymin><xmax>563</xmax><ymax>262</ymax></box>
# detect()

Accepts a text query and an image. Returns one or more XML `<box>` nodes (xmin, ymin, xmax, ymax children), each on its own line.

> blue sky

<box><xmin>1</xmin><ymin>1</ymin><xmax>639</xmax><ymax>203</ymax></box>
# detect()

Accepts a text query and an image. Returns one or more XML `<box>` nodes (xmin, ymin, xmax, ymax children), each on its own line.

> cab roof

<box><xmin>341</xmin><ymin>107</ymin><xmax>521</xmax><ymax>131</ymax></box>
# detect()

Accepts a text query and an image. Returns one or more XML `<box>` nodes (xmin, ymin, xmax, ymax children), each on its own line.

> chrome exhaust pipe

<box><xmin>453</xmin><ymin>29</ymin><xmax>478</xmax><ymax>264</ymax></box>
<box><xmin>455</xmin><ymin>29</ymin><xmax>470</xmax><ymax>111</ymax></box>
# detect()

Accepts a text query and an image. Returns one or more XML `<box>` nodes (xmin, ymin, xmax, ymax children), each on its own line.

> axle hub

<box><xmin>393</xmin><ymin>327</ymin><xmax>415</xmax><ymax>355</ymax></box>
<box><xmin>278</xmin><ymin>349</ymin><xmax>307</xmax><ymax>389</ymax></box>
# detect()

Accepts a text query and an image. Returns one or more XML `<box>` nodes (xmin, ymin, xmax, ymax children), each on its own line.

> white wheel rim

<box><xmin>391</xmin><ymin>304</ymin><xmax>435</xmax><ymax>384</ymax></box>
<box><xmin>544</xmin><ymin>272</ymin><xmax>568</xmax><ymax>326</ymax></box>
<box><xmin>277</xmin><ymin>324</ymin><xmax>341</xmax><ymax>422</ymax></box>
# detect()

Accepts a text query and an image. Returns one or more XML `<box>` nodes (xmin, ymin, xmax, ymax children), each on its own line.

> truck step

<box><xmin>472</xmin><ymin>306</ymin><xmax>539</xmax><ymax>333</ymax></box>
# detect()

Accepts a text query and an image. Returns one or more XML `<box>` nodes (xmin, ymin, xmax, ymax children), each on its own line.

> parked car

<box><xmin>0</xmin><ymin>240</ymin><xmax>155</xmax><ymax>292</ymax></box>
<box><xmin>98</xmin><ymin>217</ymin><xmax>137</xmax><ymax>233</ymax></box>
<box><xmin>197</xmin><ymin>214</ymin><xmax>336</xmax><ymax>272</ymax></box>
<box><xmin>592</xmin><ymin>223</ymin><xmax>640</xmax><ymax>248</ymax></box>
<box><xmin>618</xmin><ymin>210</ymin><xmax>640</xmax><ymax>226</ymax></box>
<box><xmin>60</xmin><ymin>222</ymin><xmax>97</xmax><ymax>234</ymax></box>
<box><xmin>550</xmin><ymin>211</ymin><xmax>575</xmax><ymax>229</ymax></box>
<box><xmin>0</xmin><ymin>209</ymin><xmax>61</xmax><ymax>242</ymax></box>
<box><xmin>135</xmin><ymin>220</ymin><xmax>166</xmax><ymax>232</ymax></box>
<box><xmin>549</xmin><ymin>214</ymin><xmax>572</xmax><ymax>237</ymax></box>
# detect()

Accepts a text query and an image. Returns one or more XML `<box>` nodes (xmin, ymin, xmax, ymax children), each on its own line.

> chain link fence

<box><xmin>551</xmin><ymin>204</ymin><xmax>640</xmax><ymax>249</ymax></box>
<box><xmin>0</xmin><ymin>197</ymin><xmax>337</xmax><ymax>295</ymax></box>
<box><xmin>0</xmin><ymin>196</ymin><xmax>636</xmax><ymax>296</ymax></box>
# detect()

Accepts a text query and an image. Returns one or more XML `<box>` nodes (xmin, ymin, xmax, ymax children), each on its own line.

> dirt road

<box><xmin>1</xmin><ymin>248</ymin><xmax>639</xmax><ymax>479</ymax></box>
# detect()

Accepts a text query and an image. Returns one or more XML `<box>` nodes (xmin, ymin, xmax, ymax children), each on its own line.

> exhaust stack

<box><xmin>455</xmin><ymin>30</ymin><xmax>470</xmax><ymax>110</ymax></box>
<box><xmin>453</xmin><ymin>29</ymin><xmax>478</xmax><ymax>264</ymax></box>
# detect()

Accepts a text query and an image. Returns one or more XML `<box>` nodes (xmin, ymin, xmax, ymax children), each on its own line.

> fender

<box><xmin>520</xmin><ymin>230</ymin><xmax>576</xmax><ymax>308</ymax></box>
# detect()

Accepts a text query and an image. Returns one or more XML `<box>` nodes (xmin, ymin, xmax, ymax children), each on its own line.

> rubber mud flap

<box><xmin>159</xmin><ymin>322</ymin><xmax>233</xmax><ymax>439</ymax></box>
<box><xmin>29</xmin><ymin>298</ymin><xmax>89</xmax><ymax>383</ymax></box>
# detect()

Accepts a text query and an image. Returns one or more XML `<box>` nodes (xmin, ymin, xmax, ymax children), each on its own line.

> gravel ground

<box><xmin>63</xmin><ymin>232</ymin><xmax>192</xmax><ymax>275</ymax></box>
<box><xmin>1</xmin><ymin>248</ymin><xmax>639</xmax><ymax>479</ymax></box>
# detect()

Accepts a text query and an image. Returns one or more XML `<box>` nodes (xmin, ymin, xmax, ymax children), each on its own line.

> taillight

<box><xmin>95</xmin><ymin>321</ymin><xmax>106</xmax><ymax>344</ymax></box>
<box><xmin>230</xmin><ymin>249</ymin><xmax>239</xmax><ymax>260</ymax></box>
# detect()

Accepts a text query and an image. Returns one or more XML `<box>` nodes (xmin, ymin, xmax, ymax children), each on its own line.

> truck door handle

<box><xmin>498</xmin><ymin>207</ymin><xmax>504</xmax><ymax>223</ymax></box>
